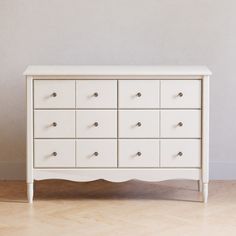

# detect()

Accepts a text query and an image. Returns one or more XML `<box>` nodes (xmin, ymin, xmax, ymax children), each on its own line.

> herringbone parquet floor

<box><xmin>0</xmin><ymin>180</ymin><xmax>236</xmax><ymax>236</ymax></box>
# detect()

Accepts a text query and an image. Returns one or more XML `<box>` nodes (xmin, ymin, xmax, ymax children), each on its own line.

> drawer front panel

<box><xmin>34</xmin><ymin>140</ymin><xmax>76</xmax><ymax>168</ymax></box>
<box><xmin>76</xmin><ymin>80</ymin><xmax>117</xmax><ymax>108</ymax></box>
<box><xmin>34</xmin><ymin>80</ymin><xmax>75</xmax><ymax>108</ymax></box>
<box><xmin>119</xmin><ymin>80</ymin><xmax>160</xmax><ymax>108</ymax></box>
<box><xmin>160</xmin><ymin>140</ymin><xmax>201</xmax><ymax>167</ymax></box>
<box><xmin>76</xmin><ymin>110</ymin><xmax>117</xmax><ymax>138</ymax></box>
<box><xmin>119</xmin><ymin>140</ymin><xmax>159</xmax><ymax>167</ymax></box>
<box><xmin>76</xmin><ymin>140</ymin><xmax>117</xmax><ymax>167</ymax></box>
<box><xmin>119</xmin><ymin>110</ymin><xmax>159</xmax><ymax>138</ymax></box>
<box><xmin>161</xmin><ymin>110</ymin><xmax>201</xmax><ymax>138</ymax></box>
<box><xmin>34</xmin><ymin>110</ymin><xmax>75</xmax><ymax>138</ymax></box>
<box><xmin>161</xmin><ymin>80</ymin><xmax>201</xmax><ymax>108</ymax></box>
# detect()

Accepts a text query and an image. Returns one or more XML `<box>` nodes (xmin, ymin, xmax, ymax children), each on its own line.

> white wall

<box><xmin>0</xmin><ymin>0</ymin><xmax>235</xmax><ymax>180</ymax></box>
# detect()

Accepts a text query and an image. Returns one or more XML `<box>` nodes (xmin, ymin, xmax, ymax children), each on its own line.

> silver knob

<box><xmin>94</xmin><ymin>152</ymin><xmax>99</xmax><ymax>156</ymax></box>
<box><xmin>137</xmin><ymin>122</ymin><xmax>142</xmax><ymax>127</ymax></box>
<box><xmin>137</xmin><ymin>152</ymin><xmax>142</xmax><ymax>156</ymax></box>
<box><xmin>52</xmin><ymin>122</ymin><xmax>57</xmax><ymax>127</ymax></box>
<box><xmin>178</xmin><ymin>152</ymin><xmax>183</xmax><ymax>157</ymax></box>
<box><xmin>94</xmin><ymin>122</ymin><xmax>99</xmax><ymax>127</ymax></box>
<box><xmin>93</xmin><ymin>92</ymin><xmax>98</xmax><ymax>97</ymax></box>
<box><xmin>136</xmin><ymin>92</ymin><xmax>142</xmax><ymax>97</ymax></box>
<box><xmin>52</xmin><ymin>92</ymin><xmax>57</xmax><ymax>97</ymax></box>
<box><xmin>178</xmin><ymin>122</ymin><xmax>183</xmax><ymax>127</ymax></box>
<box><xmin>178</xmin><ymin>92</ymin><xmax>183</xmax><ymax>97</ymax></box>
<box><xmin>52</xmin><ymin>152</ymin><xmax>57</xmax><ymax>156</ymax></box>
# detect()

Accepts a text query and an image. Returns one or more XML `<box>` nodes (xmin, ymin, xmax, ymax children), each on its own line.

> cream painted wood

<box><xmin>119</xmin><ymin>80</ymin><xmax>160</xmax><ymax>108</ymax></box>
<box><xmin>160</xmin><ymin>110</ymin><xmax>201</xmax><ymax>138</ymax></box>
<box><xmin>76</xmin><ymin>140</ymin><xmax>117</xmax><ymax>167</ymax></box>
<box><xmin>119</xmin><ymin>110</ymin><xmax>159</xmax><ymax>138</ymax></box>
<box><xmin>119</xmin><ymin>140</ymin><xmax>159</xmax><ymax>167</ymax></box>
<box><xmin>26</xmin><ymin>65</ymin><xmax>211</xmax><ymax>203</ymax></box>
<box><xmin>161</xmin><ymin>80</ymin><xmax>201</xmax><ymax>108</ymax></box>
<box><xmin>34</xmin><ymin>80</ymin><xmax>75</xmax><ymax>108</ymax></box>
<box><xmin>24</xmin><ymin>65</ymin><xmax>212</xmax><ymax>76</ymax></box>
<box><xmin>160</xmin><ymin>139</ymin><xmax>201</xmax><ymax>168</ymax></box>
<box><xmin>76</xmin><ymin>110</ymin><xmax>117</xmax><ymax>138</ymax></box>
<box><xmin>34</xmin><ymin>110</ymin><xmax>75</xmax><ymax>138</ymax></box>
<box><xmin>76</xmin><ymin>80</ymin><xmax>117</xmax><ymax>108</ymax></box>
<box><xmin>34</xmin><ymin>140</ymin><xmax>76</xmax><ymax>168</ymax></box>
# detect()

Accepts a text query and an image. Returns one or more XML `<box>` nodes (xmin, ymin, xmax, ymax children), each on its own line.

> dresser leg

<box><xmin>27</xmin><ymin>183</ymin><xmax>34</xmax><ymax>203</ymax></box>
<box><xmin>203</xmin><ymin>183</ymin><xmax>208</xmax><ymax>203</ymax></box>
<box><xmin>198</xmin><ymin>180</ymin><xmax>203</xmax><ymax>192</ymax></box>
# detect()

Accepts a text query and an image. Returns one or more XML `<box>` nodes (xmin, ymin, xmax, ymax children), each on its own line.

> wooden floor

<box><xmin>0</xmin><ymin>180</ymin><xmax>236</xmax><ymax>236</ymax></box>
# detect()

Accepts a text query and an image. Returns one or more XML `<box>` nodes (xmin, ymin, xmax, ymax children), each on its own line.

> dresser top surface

<box><xmin>24</xmin><ymin>65</ymin><xmax>212</xmax><ymax>77</ymax></box>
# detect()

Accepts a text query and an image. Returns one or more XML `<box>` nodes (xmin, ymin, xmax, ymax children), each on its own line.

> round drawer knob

<box><xmin>178</xmin><ymin>152</ymin><xmax>183</xmax><ymax>157</ymax></box>
<box><xmin>93</xmin><ymin>92</ymin><xmax>99</xmax><ymax>97</ymax></box>
<box><xmin>178</xmin><ymin>92</ymin><xmax>183</xmax><ymax>97</ymax></box>
<box><xmin>137</xmin><ymin>122</ymin><xmax>142</xmax><ymax>127</ymax></box>
<box><xmin>52</xmin><ymin>152</ymin><xmax>57</xmax><ymax>157</ymax></box>
<box><xmin>178</xmin><ymin>122</ymin><xmax>183</xmax><ymax>127</ymax></box>
<box><xmin>52</xmin><ymin>92</ymin><xmax>57</xmax><ymax>97</ymax></box>
<box><xmin>136</xmin><ymin>92</ymin><xmax>142</xmax><ymax>97</ymax></box>
<box><xmin>94</xmin><ymin>152</ymin><xmax>99</xmax><ymax>156</ymax></box>
<box><xmin>94</xmin><ymin>122</ymin><xmax>99</xmax><ymax>127</ymax></box>
<box><xmin>137</xmin><ymin>152</ymin><xmax>142</xmax><ymax>156</ymax></box>
<box><xmin>52</xmin><ymin>122</ymin><xmax>57</xmax><ymax>127</ymax></box>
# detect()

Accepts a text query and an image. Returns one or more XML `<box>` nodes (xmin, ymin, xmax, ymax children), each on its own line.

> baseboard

<box><xmin>0</xmin><ymin>161</ymin><xmax>235</xmax><ymax>180</ymax></box>
<box><xmin>210</xmin><ymin>161</ymin><xmax>236</xmax><ymax>180</ymax></box>
<box><xmin>0</xmin><ymin>161</ymin><xmax>25</xmax><ymax>180</ymax></box>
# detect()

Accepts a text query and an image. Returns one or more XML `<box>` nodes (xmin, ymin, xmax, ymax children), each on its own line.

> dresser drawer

<box><xmin>34</xmin><ymin>80</ymin><xmax>75</xmax><ymax>108</ymax></box>
<box><xmin>119</xmin><ymin>110</ymin><xmax>159</xmax><ymax>138</ymax></box>
<box><xmin>34</xmin><ymin>140</ymin><xmax>76</xmax><ymax>168</ymax></box>
<box><xmin>76</xmin><ymin>80</ymin><xmax>117</xmax><ymax>108</ymax></box>
<box><xmin>160</xmin><ymin>140</ymin><xmax>201</xmax><ymax>167</ymax></box>
<box><xmin>76</xmin><ymin>110</ymin><xmax>117</xmax><ymax>138</ymax></box>
<box><xmin>34</xmin><ymin>110</ymin><xmax>75</xmax><ymax>138</ymax></box>
<box><xmin>119</xmin><ymin>80</ymin><xmax>160</xmax><ymax>108</ymax></box>
<box><xmin>76</xmin><ymin>140</ymin><xmax>117</xmax><ymax>167</ymax></box>
<box><xmin>161</xmin><ymin>110</ymin><xmax>201</xmax><ymax>138</ymax></box>
<box><xmin>119</xmin><ymin>140</ymin><xmax>159</xmax><ymax>167</ymax></box>
<box><xmin>161</xmin><ymin>80</ymin><xmax>201</xmax><ymax>108</ymax></box>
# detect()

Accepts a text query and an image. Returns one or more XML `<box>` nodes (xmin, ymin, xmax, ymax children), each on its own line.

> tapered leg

<box><xmin>198</xmin><ymin>180</ymin><xmax>203</xmax><ymax>192</ymax></box>
<box><xmin>27</xmin><ymin>182</ymin><xmax>34</xmax><ymax>203</ymax></box>
<box><xmin>203</xmin><ymin>183</ymin><xmax>208</xmax><ymax>203</ymax></box>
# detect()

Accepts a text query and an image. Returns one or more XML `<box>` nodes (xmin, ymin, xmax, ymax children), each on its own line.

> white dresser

<box><xmin>25</xmin><ymin>66</ymin><xmax>211</xmax><ymax>203</ymax></box>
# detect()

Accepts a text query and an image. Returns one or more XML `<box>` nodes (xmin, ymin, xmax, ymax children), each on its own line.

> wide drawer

<box><xmin>160</xmin><ymin>139</ymin><xmax>201</xmax><ymax>167</ymax></box>
<box><xmin>119</xmin><ymin>110</ymin><xmax>159</xmax><ymax>138</ymax></box>
<box><xmin>34</xmin><ymin>110</ymin><xmax>75</xmax><ymax>138</ymax></box>
<box><xmin>76</xmin><ymin>139</ymin><xmax>117</xmax><ymax>167</ymax></box>
<box><xmin>160</xmin><ymin>110</ymin><xmax>201</xmax><ymax>138</ymax></box>
<box><xmin>119</xmin><ymin>80</ymin><xmax>160</xmax><ymax>108</ymax></box>
<box><xmin>161</xmin><ymin>80</ymin><xmax>201</xmax><ymax>108</ymax></box>
<box><xmin>34</xmin><ymin>80</ymin><xmax>76</xmax><ymax>108</ymax></box>
<box><xmin>34</xmin><ymin>139</ymin><xmax>76</xmax><ymax>168</ymax></box>
<box><xmin>76</xmin><ymin>80</ymin><xmax>117</xmax><ymax>108</ymax></box>
<box><xmin>76</xmin><ymin>110</ymin><xmax>117</xmax><ymax>138</ymax></box>
<box><xmin>119</xmin><ymin>140</ymin><xmax>159</xmax><ymax>167</ymax></box>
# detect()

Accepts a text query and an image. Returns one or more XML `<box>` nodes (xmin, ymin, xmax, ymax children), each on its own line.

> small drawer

<box><xmin>34</xmin><ymin>80</ymin><xmax>75</xmax><ymax>108</ymax></box>
<box><xmin>119</xmin><ymin>80</ymin><xmax>160</xmax><ymax>108</ymax></box>
<box><xmin>161</xmin><ymin>80</ymin><xmax>201</xmax><ymax>108</ymax></box>
<box><xmin>160</xmin><ymin>140</ymin><xmax>201</xmax><ymax>167</ymax></box>
<box><xmin>119</xmin><ymin>110</ymin><xmax>159</xmax><ymax>138</ymax></box>
<box><xmin>34</xmin><ymin>140</ymin><xmax>76</xmax><ymax>168</ymax></box>
<box><xmin>161</xmin><ymin>110</ymin><xmax>201</xmax><ymax>138</ymax></box>
<box><xmin>76</xmin><ymin>139</ymin><xmax>117</xmax><ymax>167</ymax></box>
<box><xmin>76</xmin><ymin>110</ymin><xmax>117</xmax><ymax>138</ymax></box>
<box><xmin>34</xmin><ymin>110</ymin><xmax>75</xmax><ymax>138</ymax></box>
<box><xmin>119</xmin><ymin>140</ymin><xmax>159</xmax><ymax>167</ymax></box>
<box><xmin>76</xmin><ymin>80</ymin><xmax>117</xmax><ymax>108</ymax></box>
